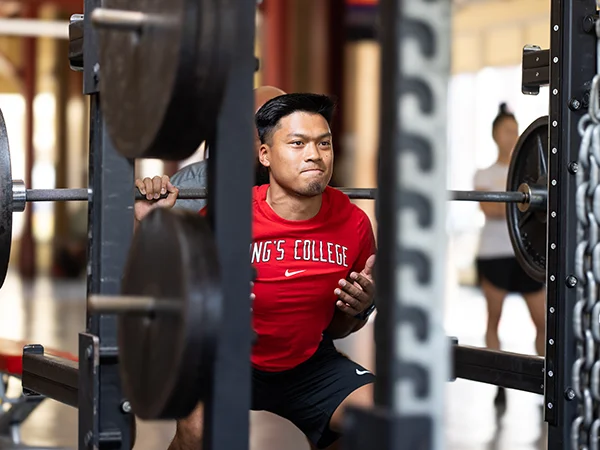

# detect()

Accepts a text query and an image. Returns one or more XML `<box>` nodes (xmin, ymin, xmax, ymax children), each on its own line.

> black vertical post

<box><xmin>80</xmin><ymin>0</ymin><xmax>134</xmax><ymax>447</ymax></box>
<box><xmin>343</xmin><ymin>0</ymin><xmax>450</xmax><ymax>448</ymax></box>
<box><xmin>202</xmin><ymin>1</ymin><xmax>256</xmax><ymax>449</ymax></box>
<box><xmin>545</xmin><ymin>0</ymin><xmax>596</xmax><ymax>448</ymax></box>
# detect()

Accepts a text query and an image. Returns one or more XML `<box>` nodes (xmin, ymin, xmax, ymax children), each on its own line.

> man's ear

<box><xmin>258</xmin><ymin>144</ymin><xmax>270</xmax><ymax>168</ymax></box>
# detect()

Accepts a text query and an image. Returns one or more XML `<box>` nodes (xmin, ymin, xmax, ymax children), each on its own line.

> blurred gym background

<box><xmin>0</xmin><ymin>1</ymin><xmax>550</xmax><ymax>449</ymax></box>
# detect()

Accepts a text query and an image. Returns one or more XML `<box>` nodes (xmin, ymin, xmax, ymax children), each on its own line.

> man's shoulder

<box><xmin>326</xmin><ymin>186</ymin><xmax>371</xmax><ymax>224</ymax></box>
<box><xmin>251</xmin><ymin>185</ymin><xmax>269</xmax><ymax>214</ymax></box>
<box><xmin>325</xmin><ymin>185</ymin><xmax>351</xmax><ymax>204</ymax></box>
<box><xmin>252</xmin><ymin>184</ymin><xmax>267</xmax><ymax>202</ymax></box>
<box><xmin>350</xmin><ymin>203</ymin><xmax>371</xmax><ymax>230</ymax></box>
<box><xmin>326</xmin><ymin>186</ymin><xmax>360</xmax><ymax>209</ymax></box>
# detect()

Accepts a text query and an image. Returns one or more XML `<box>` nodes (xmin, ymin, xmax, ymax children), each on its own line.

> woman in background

<box><xmin>474</xmin><ymin>103</ymin><xmax>546</xmax><ymax>408</ymax></box>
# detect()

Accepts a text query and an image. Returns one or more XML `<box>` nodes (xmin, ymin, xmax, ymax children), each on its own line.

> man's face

<box><xmin>259</xmin><ymin>112</ymin><xmax>333</xmax><ymax>197</ymax></box>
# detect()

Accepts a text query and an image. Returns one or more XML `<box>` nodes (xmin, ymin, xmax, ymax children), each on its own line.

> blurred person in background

<box><xmin>473</xmin><ymin>103</ymin><xmax>546</xmax><ymax>408</ymax></box>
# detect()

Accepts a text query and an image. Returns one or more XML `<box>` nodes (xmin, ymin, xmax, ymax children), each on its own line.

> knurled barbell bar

<box><xmin>8</xmin><ymin>182</ymin><xmax>532</xmax><ymax>206</ymax></box>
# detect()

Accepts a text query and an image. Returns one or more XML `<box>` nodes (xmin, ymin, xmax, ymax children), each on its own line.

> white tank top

<box><xmin>474</xmin><ymin>162</ymin><xmax>514</xmax><ymax>259</ymax></box>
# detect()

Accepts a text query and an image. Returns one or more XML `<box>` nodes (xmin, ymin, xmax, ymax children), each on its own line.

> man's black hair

<box><xmin>492</xmin><ymin>102</ymin><xmax>516</xmax><ymax>133</ymax></box>
<box><xmin>255</xmin><ymin>93</ymin><xmax>336</xmax><ymax>145</ymax></box>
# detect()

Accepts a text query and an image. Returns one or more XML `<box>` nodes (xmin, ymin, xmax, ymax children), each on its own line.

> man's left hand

<box><xmin>334</xmin><ymin>254</ymin><xmax>375</xmax><ymax>317</ymax></box>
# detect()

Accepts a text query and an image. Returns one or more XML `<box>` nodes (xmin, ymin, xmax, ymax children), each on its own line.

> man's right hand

<box><xmin>134</xmin><ymin>175</ymin><xmax>179</xmax><ymax>222</ymax></box>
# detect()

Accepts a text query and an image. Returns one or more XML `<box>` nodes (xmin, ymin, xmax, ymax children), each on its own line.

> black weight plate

<box><xmin>97</xmin><ymin>0</ymin><xmax>234</xmax><ymax>160</ymax></box>
<box><xmin>0</xmin><ymin>108</ymin><xmax>11</xmax><ymax>289</ymax></box>
<box><xmin>119</xmin><ymin>208</ymin><xmax>222</xmax><ymax>420</ymax></box>
<box><xmin>506</xmin><ymin>116</ymin><xmax>548</xmax><ymax>283</ymax></box>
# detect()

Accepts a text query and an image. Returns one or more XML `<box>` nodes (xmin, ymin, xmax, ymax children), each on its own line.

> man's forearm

<box><xmin>326</xmin><ymin>309</ymin><xmax>368</xmax><ymax>339</ymax></box>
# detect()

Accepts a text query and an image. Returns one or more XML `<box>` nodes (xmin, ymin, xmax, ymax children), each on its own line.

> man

<box><xmin>135</xmin><ymin>93</ymin><xmax>377</xmax><ymax>450</ymax></box>
<box><xmin>159</xmin><ymin>86</ymin><xmax>286</xmax><ymax>211</ymax></box>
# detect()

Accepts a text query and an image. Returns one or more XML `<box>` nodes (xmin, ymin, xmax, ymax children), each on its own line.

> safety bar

<box><xmin>19</xmin><ymin>340</ymin><xmax>545</xmax><ymax>411</ymax></box>
<box><xmin>21</xmin><ymin>345</ymin><xmax>78</xmax><ymax>408</ymax></box>
<box><xmin>453</xmin><ymin>344</ymin><xmax>545</xmax><ymax>395</ymax></box>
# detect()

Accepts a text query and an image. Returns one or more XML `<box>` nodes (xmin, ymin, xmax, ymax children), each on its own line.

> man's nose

<box><xmin>304</xmin><ymin>142</ymin><xmax>322</xmax><ymax>160</ymax></box>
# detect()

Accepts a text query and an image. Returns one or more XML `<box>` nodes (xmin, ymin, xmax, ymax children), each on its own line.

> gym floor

<box><xmin>0</xmin><ymin>270</ymin><xmax>546</xmax><ymax>450</ymax></box>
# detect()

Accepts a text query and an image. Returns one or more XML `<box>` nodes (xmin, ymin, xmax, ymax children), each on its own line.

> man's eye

<box><xmin>320</xmin><ymin>141</ymin><xmax>331</xmax><ymax>146</ymax></box>
<box><xmin>292</xmin><ymin>141</ymin><xmax>303</xmax><ymax>146</ymax></box>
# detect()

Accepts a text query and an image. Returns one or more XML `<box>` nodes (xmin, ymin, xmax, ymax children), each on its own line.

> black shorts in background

<box><xmin>251</xmin><ymin>335</ymin><xmax>375</xmax><ymax>449</ymax></box>
<box><xmin>476</xmin><ymin>256</ymin><xmax>544</xmax><ymax>294</ymax></box>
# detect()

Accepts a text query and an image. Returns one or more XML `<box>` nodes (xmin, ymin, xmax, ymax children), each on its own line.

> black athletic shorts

<box><xmin>476</xmin><ymin>256</ymin><xmax>544</xmax><ymax>294</ymax></box>
<box><xmin>251</xmin><ymin>334</ymin><xmax>375</xmax><ymax>449</ymax></box>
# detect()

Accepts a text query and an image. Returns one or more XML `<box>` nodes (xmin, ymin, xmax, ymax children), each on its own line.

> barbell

<box><xmin>8</xmin><ymin>185</ymin><xmax>528</xmax><ymax>204</ymax></box>
<box><xmin>0</xmin><ymin>110</ymin><xmax>549</xmax><ymax>290</ymax></box>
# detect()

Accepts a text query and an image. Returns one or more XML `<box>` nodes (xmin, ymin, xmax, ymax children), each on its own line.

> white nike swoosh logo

<box><xmin>285</xmin><ymin>269</ymin><xmax>306</xmax><ymax>277</ymax></box>
<box><xmin>356</xmin><ymin>369</ymin><xmax>371</xmax><ymax>376</ymax></box>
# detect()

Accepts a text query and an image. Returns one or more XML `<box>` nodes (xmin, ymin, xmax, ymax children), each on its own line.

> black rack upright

<box><xmin>79</xmin><ymin>0</ymin><xmax>135</xmax><ymax>446</ymax></box>
<box><xmin>344</xmin><ymin>0</ymin><xmax>451</xmax><ymax>448</ymax></box>
<box><xmin>545</xmin><ymin>0</ymin><xmax>597</xmax><ymax>448</ymax></box>
<box><xmin>202</xmin><ymin>0</ymin><xmax>256</xmax><ymax>449</ymax></box>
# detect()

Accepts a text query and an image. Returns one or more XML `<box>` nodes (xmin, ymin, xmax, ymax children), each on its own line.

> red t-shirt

<box><xmin>197</xmin><ymin>185</ymin><xmax>376</xmax><ymax>371</ymax></box>
<box><xmin>250</xmin><ymin>184</ymin><xmax>375</xmax><ymax>371</ymax></box>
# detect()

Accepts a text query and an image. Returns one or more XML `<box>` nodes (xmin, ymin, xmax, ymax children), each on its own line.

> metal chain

<box><xmin>573</xmin><ymin>20</ymin><xmax>600</xmax><ymax>449</ymax></box>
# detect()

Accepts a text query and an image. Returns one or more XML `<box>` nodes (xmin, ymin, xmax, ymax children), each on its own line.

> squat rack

<box><xmin>14</xmin><ymin>1</ymin><xmax>600</xmax><ymax>450</ymax></box>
